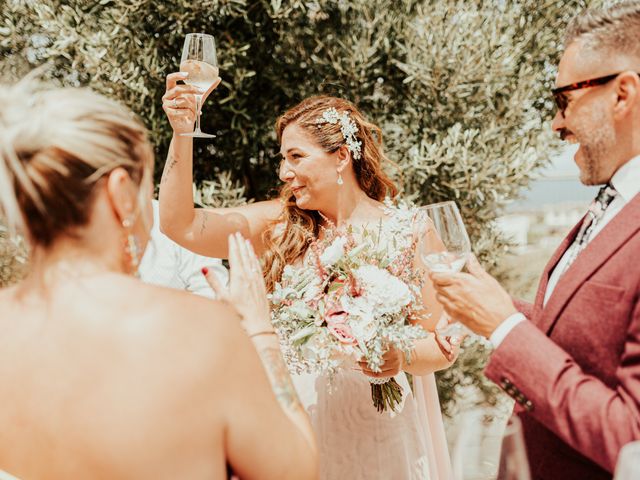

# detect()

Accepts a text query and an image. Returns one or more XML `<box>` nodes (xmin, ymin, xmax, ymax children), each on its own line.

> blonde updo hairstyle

<box><xmin>0</xmin><ymin>79</ymin><xmax>154</xmax><ymax>249</ymax></box>
<box><xmin>262</xmin><ymin>95</ymin><xmax>398</xmax><ymax>292</ymax></box>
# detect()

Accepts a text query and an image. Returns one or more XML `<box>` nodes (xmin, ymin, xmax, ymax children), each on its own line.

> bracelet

<box><xmin>248</xmin><ymin>330</ymin><xmax>277</xmax><ymax>339</ymax></box>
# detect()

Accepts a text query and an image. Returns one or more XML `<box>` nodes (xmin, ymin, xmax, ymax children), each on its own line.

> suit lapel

<box><xmin>539</xmin><ymin>193</ymin><xmax>640</xmax><ymax>334</ymax></box>
<box><xmin>531</xmin><ymin>221</ymin><xmax>582</xmax><ymax>320</ymax></box>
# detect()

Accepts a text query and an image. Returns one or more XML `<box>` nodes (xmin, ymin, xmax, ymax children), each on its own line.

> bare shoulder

<box><xmin>123</xmin><ymin>278</ymin><xmax>245</xmax><ymax>355</ymax></box>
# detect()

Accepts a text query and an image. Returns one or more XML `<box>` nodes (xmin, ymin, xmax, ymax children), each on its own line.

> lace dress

<box><xmin>283</xmin><ymin>203</ymin><xmax>452</xmax><ymax>480</ymax></box>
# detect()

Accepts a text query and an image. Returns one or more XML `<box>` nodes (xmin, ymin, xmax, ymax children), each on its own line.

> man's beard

<box><xmin>574</xmin><ymin>112</ymin><xmax>615</xmax><ymax>186</ymax></box>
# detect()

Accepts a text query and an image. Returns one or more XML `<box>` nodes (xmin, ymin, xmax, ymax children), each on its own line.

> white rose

<box><xmin>342</xmin><ymin>295</ymin><xmax>378</xmax><ymax>342</ymax></box>
<box><xmin>319</xmin><ymin>236</ymin><xmax>347</xmax><ymax>267</ymax></box>
<box><xmin>354</xmin><ymin>265</ymin><xmax>412</xmax><ymax>315</ymax></box>
<box><xmin>350</xmin><ymin>314</ymin><xmax>378</xmax><ymax>342</ymax></box>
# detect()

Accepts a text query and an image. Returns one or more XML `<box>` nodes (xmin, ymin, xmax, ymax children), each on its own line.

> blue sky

<box><xmin>509</xmin><ymin>145</ymin><xmax>597</xmax><ymax>210</ymax></box>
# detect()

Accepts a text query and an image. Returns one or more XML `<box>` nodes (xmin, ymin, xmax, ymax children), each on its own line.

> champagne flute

<box><xmin>417</xmin><ymin>201</ymin><xmax>471</xmax><ymax>337</ymax></box>
<box><xmin>614</xmin><ymin>441</ymin><xmax>640</xmax><ymax>480</ymax></box>
<box><xmin>179</xmin><ymin>33</ymin><xmax>219</xmax><ymax>138</ymax></box>
<box><xmin>452</xmin><ymin>410</ymin><xmax>531</xmax><ymax>480</ymax></box>
<box><xmin>498</xmin><ymin>417</ymin><xmax>532</xmax><ymax>480</ymax></box>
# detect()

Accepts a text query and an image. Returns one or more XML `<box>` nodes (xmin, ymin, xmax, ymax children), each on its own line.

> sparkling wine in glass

<box><xmin>614</xmin><ymin>441</ymin><xmax>640</xmax><ymax>480</ymax></box>
<box><xmin>418</xmin><ymin>201</ymin><xmax>471</xmax><ymax>337</ymax></box>
<box><xmin>179</xmin><ymin>33</ymin><xmax>219</xmax><ymax>138</ymax></box>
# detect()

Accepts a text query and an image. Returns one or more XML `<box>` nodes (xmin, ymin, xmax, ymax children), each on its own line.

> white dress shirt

<box><xmin>491</xmin><ymin>155</ymin><xmax>640</xmax><ymax>347</ymax></box>
<box><xmin>138</xmin><ymin>200</ymin><xmax>228</xmax><ymax>298</ymax></box>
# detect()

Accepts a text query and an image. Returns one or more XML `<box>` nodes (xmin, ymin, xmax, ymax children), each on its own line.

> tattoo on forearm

<box><xmin>161</xmin><ymin>154</ymin><xmax>178</xmax><ymax>184</ymax></box>
<box><xmin>257</xmin><ymin>346</ymin><xmax>300</xmax><ymax>411</ymax></box>
<box><xmin>200</xmin><ymin>210</ymin><xmax>208</xmax><ymax>236</ymax></box>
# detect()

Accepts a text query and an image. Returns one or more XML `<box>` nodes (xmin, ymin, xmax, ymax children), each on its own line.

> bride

<box><xmin>159</xmin><ymin>73</ymin><xmax>457</xmax><ymax>479</ymax></box>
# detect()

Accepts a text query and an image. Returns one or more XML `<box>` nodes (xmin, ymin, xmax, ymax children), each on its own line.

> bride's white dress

<box><xmin>293</xmin><ymin>370</ymin><xmax>450</xmax><ymax>480</ymax></box>
<box><xmin>285</xmin><ymin>203</ymin><xmax>453</xmax><ymax>480</ymax></box>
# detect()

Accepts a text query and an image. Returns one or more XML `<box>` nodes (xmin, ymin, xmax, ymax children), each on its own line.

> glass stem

<box><xmin>195</xmin><ymin>94</ymin><xmax>202</xmax><ymax>133</ymax></box>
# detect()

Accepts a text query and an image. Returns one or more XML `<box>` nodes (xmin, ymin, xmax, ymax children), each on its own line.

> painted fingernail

<box><xmin>201</xmin><ymin>267</ymin><xmax>209</xmax><ymax>275</ymax></box>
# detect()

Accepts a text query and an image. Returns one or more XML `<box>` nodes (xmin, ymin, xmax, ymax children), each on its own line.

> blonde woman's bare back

<box><xmin>0</xmin><ymin>274</ymin><xmax>301</xmax><ymax>479</ymax></box>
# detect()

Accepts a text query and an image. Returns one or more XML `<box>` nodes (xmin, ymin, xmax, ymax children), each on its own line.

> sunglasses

<box><xmin>551</xmin><ymin>72</ymin><xmax>631</xmax><ymax>117</ymax></box>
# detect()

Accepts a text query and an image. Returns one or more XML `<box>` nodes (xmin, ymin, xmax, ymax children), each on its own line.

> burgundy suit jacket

<box><xmin>485</xmin><ymin>193</ymin><xmax>640</xmax><ymax>480</ymax></box>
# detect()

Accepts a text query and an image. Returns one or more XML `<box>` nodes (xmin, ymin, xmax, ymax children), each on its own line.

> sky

<box><xmin>508</xmin><ymin>145</ymin><xmax>597</xmax><ymax>210</ymax></box>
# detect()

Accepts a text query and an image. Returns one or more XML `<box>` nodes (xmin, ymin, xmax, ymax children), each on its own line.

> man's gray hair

<box><xmin>565</xmin><ymin>1</ymin><xmax>640</xmax><ymax>59</ymax></box>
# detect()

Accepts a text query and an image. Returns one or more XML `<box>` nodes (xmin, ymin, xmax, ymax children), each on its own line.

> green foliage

<box><xmin>192</xmin><ymin>172</ymin><xmax>252</xmax><ymax>208</ymax></box>
<box><xmin>0</xmin><ymin>0</ymin><xmax>606</xmax><ymax>414</ymax></box>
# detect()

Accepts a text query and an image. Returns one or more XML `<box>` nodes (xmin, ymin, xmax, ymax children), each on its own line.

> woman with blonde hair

<box><xmin>160</xmin><ymin>74</ymin><xmax>456</xmax><ymax>479</ymax></box>
<box><xmin>0</xmin><ymin>78</ymin><xmax>317</xmax><ymax>480</ymax></box>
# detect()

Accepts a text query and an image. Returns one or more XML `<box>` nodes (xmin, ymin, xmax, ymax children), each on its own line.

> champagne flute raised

<box><xmin>180</xmin><ymin>33</ymin><xmax>219</xmax><ymax>138</ymax></box>
<box><xmin>417</xmin><ymin>201</ymin><xmax>471</xmax><ymax>337</ymax></box>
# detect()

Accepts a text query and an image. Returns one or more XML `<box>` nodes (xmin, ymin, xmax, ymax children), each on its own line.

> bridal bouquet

<box><xmin>270</xmin><ymin>218</ymin><xmax>429</xmax><ymax>412</ymax></box>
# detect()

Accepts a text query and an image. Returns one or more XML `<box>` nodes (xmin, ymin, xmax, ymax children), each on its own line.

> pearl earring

<box><xmin>337</xmin><ymin>171</ymin><xmax>344</xmax><ymax>186</ymax></box>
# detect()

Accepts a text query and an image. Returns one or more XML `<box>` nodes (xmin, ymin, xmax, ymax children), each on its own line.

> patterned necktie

<box><xmin>562</xmin><ymin>184</ymin><xmax>617</xmax><ymax>272</ymax></box>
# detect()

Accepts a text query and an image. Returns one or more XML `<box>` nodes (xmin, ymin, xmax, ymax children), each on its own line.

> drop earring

<box><xmin>122</xmin><ymin>218</ymin><xmax>141</xmax><ymax>276</ymax></box>
<box><xmin>337</xmin><ymin>171</ymin><xmax>344</xmax><ymax>186</ymax></box>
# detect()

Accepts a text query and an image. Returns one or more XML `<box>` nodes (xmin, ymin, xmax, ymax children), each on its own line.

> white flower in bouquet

<box><xmin>288</xmin><ymin>299</ymin><xmax>315</xmax><ymax>320</ymax></box>
<box><xmin>270</xmin><ymin>201</ymin><xmax>430</xmax><ymax>413</ymax></box>
<box><xmin>320</xmin><ymin>236</ymin><xmax>347</xmax><ymax>266</ymax></box>
<box><xmin>354</xmin><ymin>265</ymin><xmax>412</xmax><ymax>315</ymax></box>
<box><xmin>341</xmin><ymin>296</ymin><xmax>377</xmax><ymax>342</ymax></box>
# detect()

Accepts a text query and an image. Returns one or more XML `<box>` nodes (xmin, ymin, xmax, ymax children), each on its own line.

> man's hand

<box><xmin>429</xmin><ymin>254</ymin><xmax>518</xmax><ymax>338</ymax></box>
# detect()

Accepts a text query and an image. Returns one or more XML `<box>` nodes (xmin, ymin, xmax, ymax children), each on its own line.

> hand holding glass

<box><xmin>418</xmin><ymin>201</ymin><xmax>471</xmax><ymax>337</ymax></box>
<box><xmin>180</xmin><ymin>33</ymin><xmax>219</xmax><ymax>138</ymax></box>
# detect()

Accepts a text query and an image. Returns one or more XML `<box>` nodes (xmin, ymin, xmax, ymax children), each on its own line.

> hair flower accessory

<box><xmin>315</xmin><ymin>107</ymin><xmax>362</xmax><ymax>160</ymax></box>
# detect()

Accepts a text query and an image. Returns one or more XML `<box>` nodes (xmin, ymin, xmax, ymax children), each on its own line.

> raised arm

<box><xmin>158</xmin><ymin>72</ymin><xmax>281</xmax><ymax>258</ymax></box>
<box><xmin>205</xmin><ymin>233</ymin><xmax>317</xmax><ymax>479</ymax></box>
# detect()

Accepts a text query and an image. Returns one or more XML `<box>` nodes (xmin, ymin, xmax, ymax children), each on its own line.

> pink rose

<box><xmin>328</xmin><ymin>322</ymin><xmax>357</xmax><ymax>345</ymax></box>
<box><xmin>325</xmin><ymin>308</ymin><xmax>356</xmax><ymax>344</ymax></box>
<box><xmin>325</xmin><ymin>307</ymin><xmax>349</xmax><ymax>326</ymax></box>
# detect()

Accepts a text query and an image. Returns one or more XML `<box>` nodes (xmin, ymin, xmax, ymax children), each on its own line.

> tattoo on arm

<box><xmin>161</xmin><ymin>154</ymin><xmax>178</xmax><ymax>184</ymax></box>
<box><xmin>256</xmin><ymin>345</ymin><xmax>300</xmax><ymax>411</ymax></box>
<box><xmin>200</xmin><ymin>210</ymin><xmax>208</xmax><ymax>236</ymax></box>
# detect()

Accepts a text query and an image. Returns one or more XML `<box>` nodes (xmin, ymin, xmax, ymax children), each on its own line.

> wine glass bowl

<box><xmin>180</xmin><ymin>59</ymin><xmax>219</xmax><ymax>94</ymax></box>
<box><xmin>418</xmin><ymin>201</ymin><xmax>471</xmax><ymax>336</ymax></box>
<box><xmin>179</xmin><ymin>33</ymin><xmax>218</xmax><ymax>138</ymax></box>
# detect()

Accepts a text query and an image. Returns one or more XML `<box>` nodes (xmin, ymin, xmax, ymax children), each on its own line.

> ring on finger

<box><xmin>172</xmin><ymin>98</ymin><xmax>178</xmax><ymax>108</ymax></box>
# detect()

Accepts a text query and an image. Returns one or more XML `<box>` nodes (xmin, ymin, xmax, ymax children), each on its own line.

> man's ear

<box><xmin>106</xmin><ymin>167</ymin><xmax>137</xmax><ymax>225</ymax></box>
<box><xmin>613</xmin><ymin>71</ymin><xmax>640</xmax><ymax>119</ymax></box>
<box><xmin>336</xmin><ymin>145</ymin><xmax>351</xmax><ymax>172</ymax></box>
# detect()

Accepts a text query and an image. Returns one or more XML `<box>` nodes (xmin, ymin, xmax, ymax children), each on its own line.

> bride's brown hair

<box><xmin>262</xmin><ymin>95</ymin><xmax>398</xmax><ymax>292</ymax></box>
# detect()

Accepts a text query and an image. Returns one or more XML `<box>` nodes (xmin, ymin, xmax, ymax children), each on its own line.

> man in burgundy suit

<box><xmin>431</xmin><ymin>2</ymin><xmax>640</xmax><ymax>479</ymax></box>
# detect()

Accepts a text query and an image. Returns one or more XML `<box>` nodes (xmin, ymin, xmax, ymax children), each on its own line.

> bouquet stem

<box><xmin>371</xmin><ymin>378</ymin><xmax>403</xmax><ymax>413</ymax></box>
